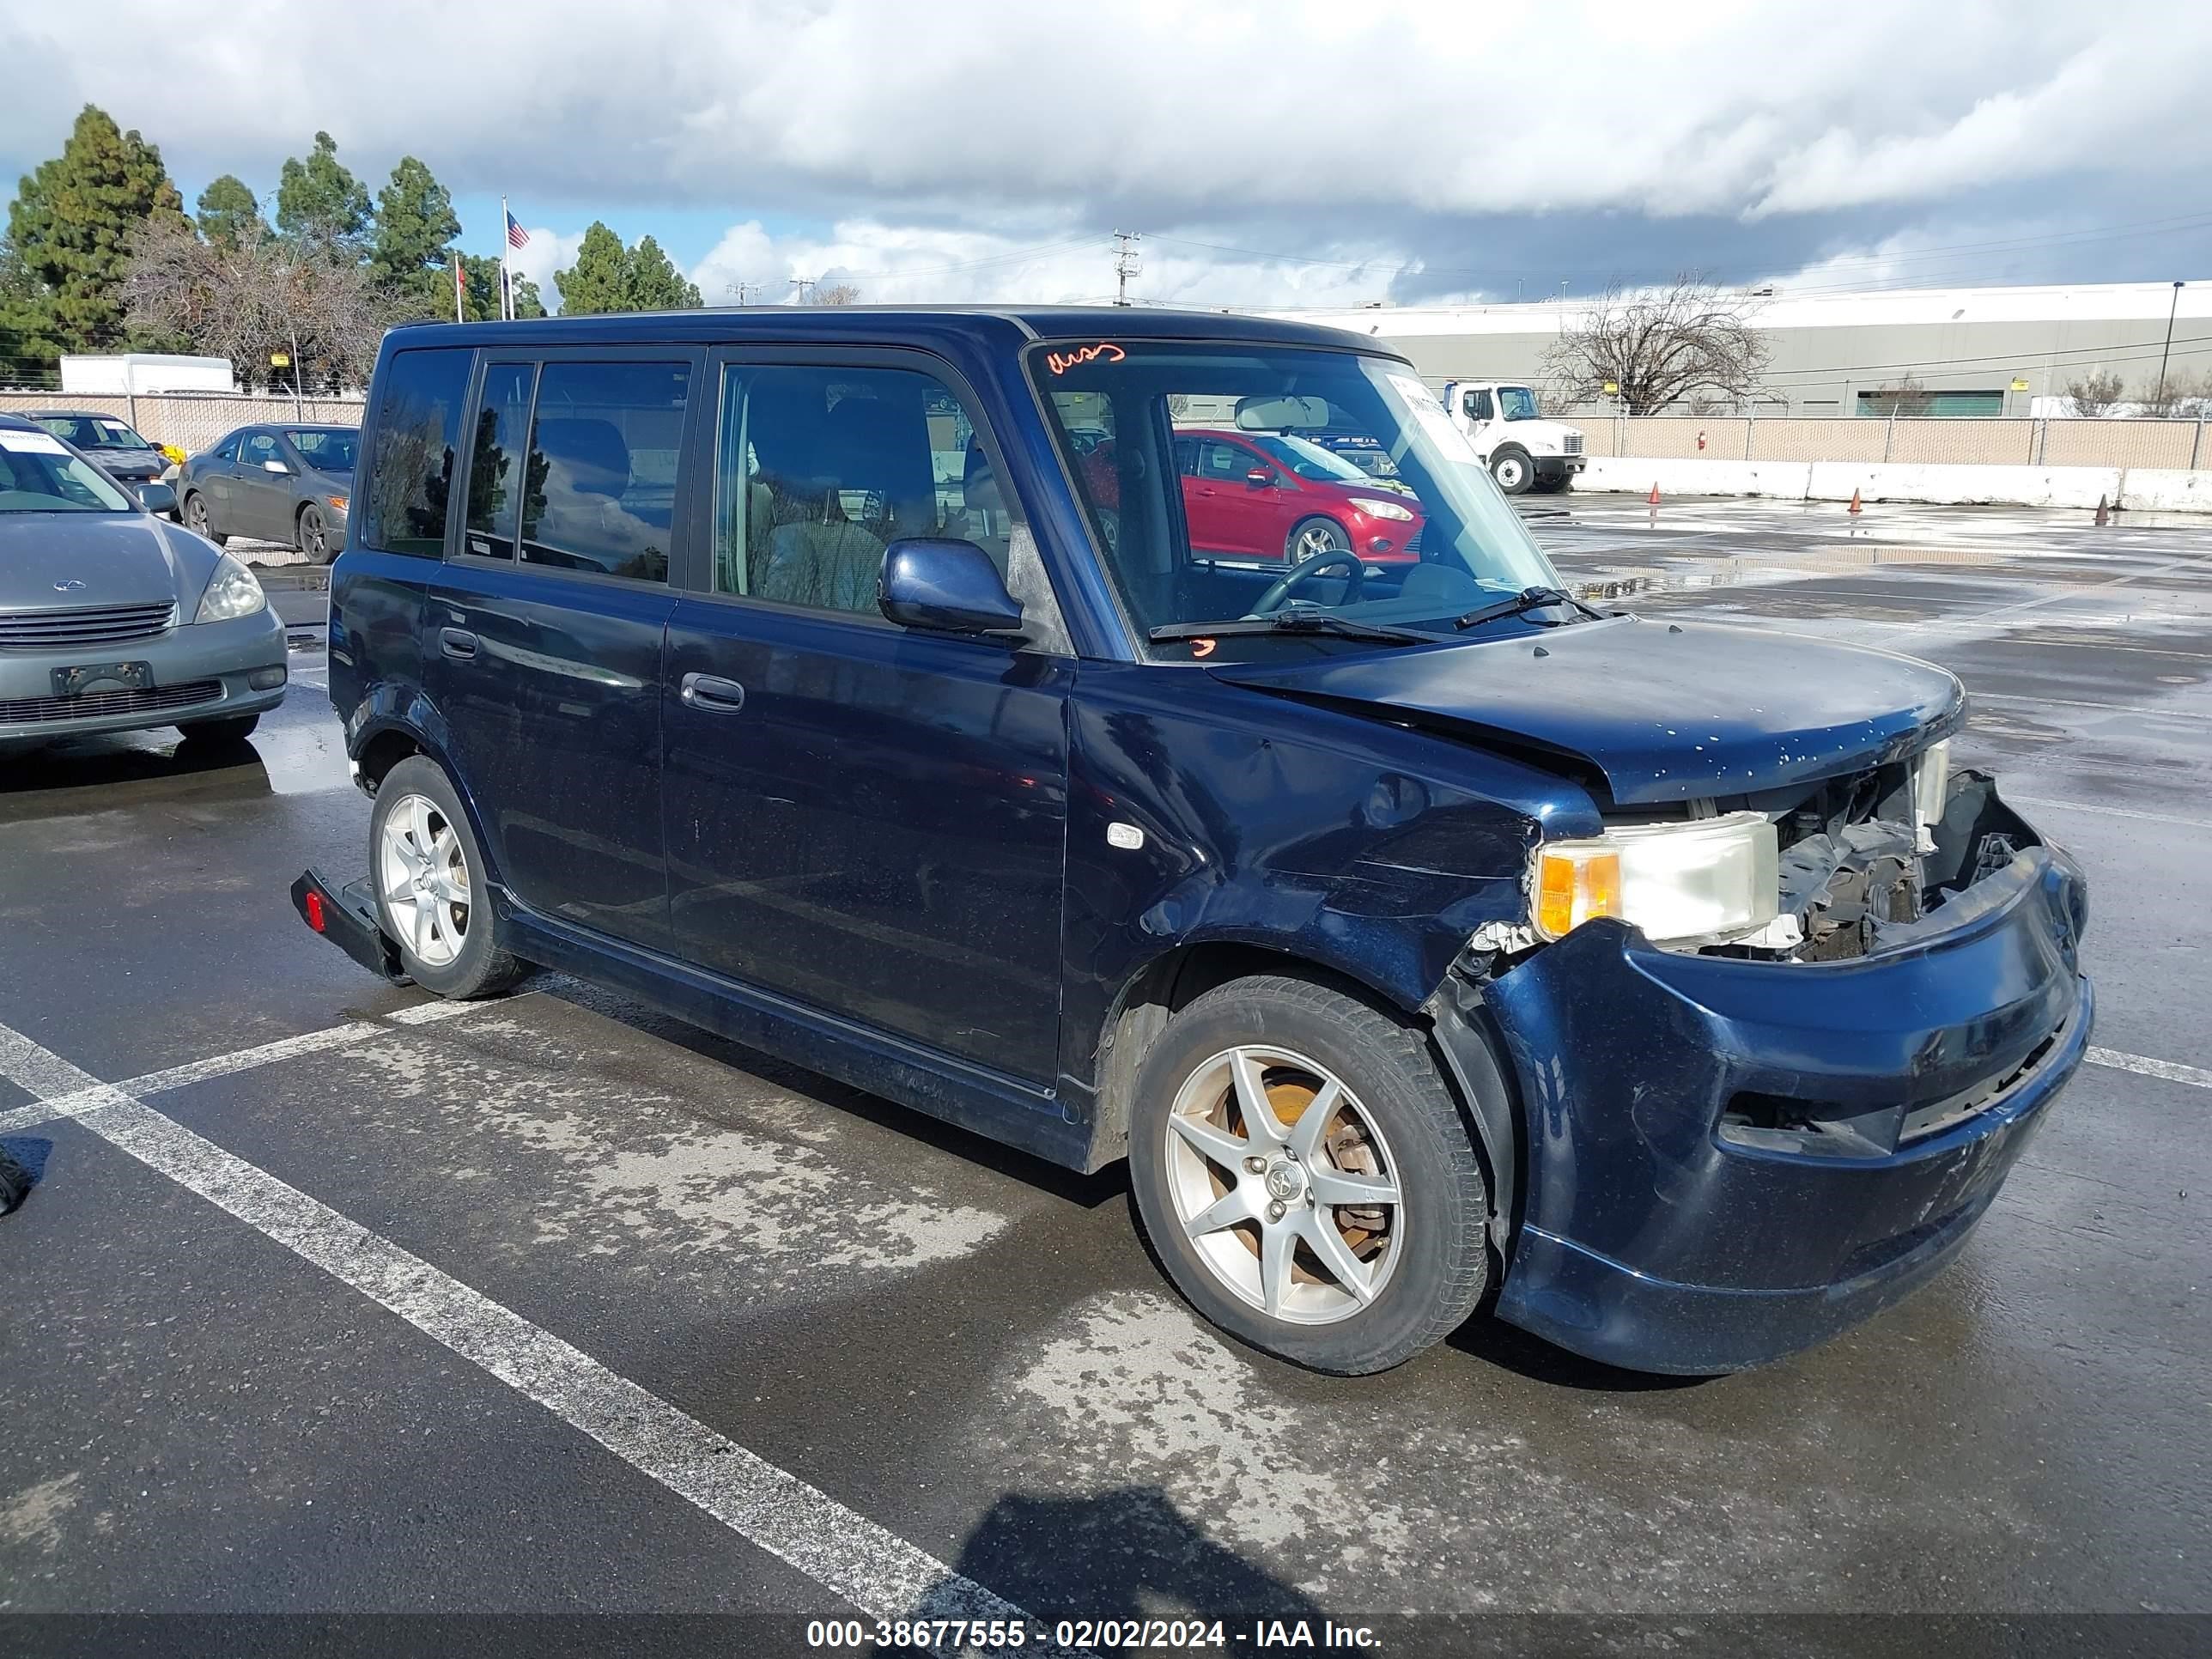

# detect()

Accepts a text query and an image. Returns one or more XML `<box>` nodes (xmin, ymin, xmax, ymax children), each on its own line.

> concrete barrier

<box><xmin>1576</xmin><ymin>456</ymin><xmax>2212</xmax><ymax>513</ymax></box>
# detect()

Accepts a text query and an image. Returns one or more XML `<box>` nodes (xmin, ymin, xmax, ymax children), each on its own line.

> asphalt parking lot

<box><xmin>2</xmin><ymin>499</ymin><xmax>2207</xmax><ymax>1655</ymax></box>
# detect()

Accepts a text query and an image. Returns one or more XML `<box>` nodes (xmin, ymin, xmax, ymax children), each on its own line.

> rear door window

<box><xmin>518</xmin><ymin>361</ymin><xmax>690</xmax><ymax>583</ymax></box>
<box><xmin>362</xmin><ymin>348</ymin><xmax>471</xmax><ymax>556</ymax></box>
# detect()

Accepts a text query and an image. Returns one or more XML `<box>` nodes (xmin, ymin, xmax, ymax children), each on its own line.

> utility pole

<box><xmin>1112</xmin><ymin>231</ymin><xmax>1142</xmax><ymax>307</ymax></box>
<box><xmin>789</xmin><ymin>276</ymin><xmax>817</xmax><ymax>305</ymax></box>
<box><xmin>726</xmin><ymin>280</ymin><xmax>766</xmax><ymax>305</ymax></box>
<box><xmin>2155</xmin><ymin>280</ymin><xmax>2185</xmax><ymax>408</ymax></box>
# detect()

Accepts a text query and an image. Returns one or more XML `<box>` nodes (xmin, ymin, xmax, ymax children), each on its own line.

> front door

<box><xmin>428</xmin><ymin>350</ymin><xmax>699</xmax><ymax>952</ymax></box>
<box><xmin>660</xmin><ymin>352</ymin><xmax>1071</xmax><ymax>1085</ymax></box>
<box><xmin>235</xmin><ymin>429</ymin><xmax>295</xmax><ymax>540</ymax></box>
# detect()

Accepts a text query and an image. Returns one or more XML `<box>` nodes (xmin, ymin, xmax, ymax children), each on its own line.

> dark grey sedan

<box><xmin>1</xmin><ymin>415</ymin><xmax>287</xmax><ymax>749</ymax></box>
<box><xmin>21</xmin><ymin>408</ymin><xmax>171</xmax><ymax>490</ymax></box>
<box><xmin>178</xmin><ymin>422</ymin><xmax>356</xmax><ymax>562</ymax></box>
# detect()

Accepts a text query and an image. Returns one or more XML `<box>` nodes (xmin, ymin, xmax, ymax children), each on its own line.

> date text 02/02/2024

<box><xmin>805</xmin><ymin>1617</ymin><xmax>1382</xmax><ymax>1648</ymax></box>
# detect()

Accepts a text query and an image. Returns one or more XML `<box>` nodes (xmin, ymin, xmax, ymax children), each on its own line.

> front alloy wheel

<box><xmin>1165</xmin><ymin>1045</ymin><xmax>1403</xmax><ymax>1322</ymax></box>
<box><xmin>1129</xmin><ymin>975</ymin><xmax>1491</xmax><ymax>1374</ymax></box>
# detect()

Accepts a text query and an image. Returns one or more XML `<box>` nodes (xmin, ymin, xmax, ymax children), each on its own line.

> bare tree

<box><xmin>2137</xmin><ymin>368</ymin><xmax>2212</xmax><ymax>419</ymax></box>
<box><xmin>1542</xmin><ymin>276</ymin><xmax>1770</xmax><ymax>415</ymax></box>
<box><xmin>1859</xmin><ymin>375</ymin><xmax>1936</xmax><ymax>417</ymax></box>
<box><xmin>2063</xmin><ymin>368</ymin><xmax>2124</xmax><ymax>418</ymax></box>
<box><xmin>813</xmin><ymin>283</ymin><xmax>862</xmax><ymax>307</ymax></box>
<box><xmin>124</xmin><ymin>216</ymin><xmax>392</xmax><ymax>393</ymax></box>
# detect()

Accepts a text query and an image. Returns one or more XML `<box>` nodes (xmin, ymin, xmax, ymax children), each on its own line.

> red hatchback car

<box><xmin>1172</xmin><ymin>428</ymin><xmax>1425</xmax><ymax>565</ymax></box>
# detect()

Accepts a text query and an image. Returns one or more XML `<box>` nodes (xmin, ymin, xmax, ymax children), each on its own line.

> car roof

<box><xmin>381</xmin><ymin>304</ymin><xmax>1395</xmax><ymax>357</ymax></box>
<box><xmin>0</xmin><ymin>412</ymin><xmax>40</xmax><ymax>430</ymax></box>
<box><xmin>19</xmin><ymin>408</ymin><xmax>131</xmax><ymax>421</ymax></box>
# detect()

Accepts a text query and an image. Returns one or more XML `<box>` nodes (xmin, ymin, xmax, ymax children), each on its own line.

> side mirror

<box><xmin>136</xmin><ymin>481</ymin><xmax>177</xmax><ymax>516</ymax></box>
<box><xmin>263</xmin><ymin>459</ymin><xmax>291</xmax><ymax>475</ymax></box>
<box><xmin>879</xmin><ymin>538</ymin><xmax>1025</xmax><ymax>637</ymax></box>
<box><xmin>1244</xmin><ymin>467</ymin><xmax>1274</xmax><ymax>488</ymax></box>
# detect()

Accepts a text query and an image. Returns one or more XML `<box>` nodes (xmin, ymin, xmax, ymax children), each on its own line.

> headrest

<box><xmin>536</xmin><ymin>418</ymin><xmax>629</xmax><ymax>497</ymax></box>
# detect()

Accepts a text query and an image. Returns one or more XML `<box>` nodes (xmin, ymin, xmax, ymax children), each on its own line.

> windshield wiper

<box><xmin>1150</xmin><ymin>612</ymin><xmax>1433</xmax><ymax>647</ymax></box>
<box><xmin>1453</xmin><ymin>586</ymin><xmax>1602</xmax><ymax>631</ymax></box>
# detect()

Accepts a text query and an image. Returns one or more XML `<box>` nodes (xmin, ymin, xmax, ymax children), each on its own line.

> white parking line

<box><xmin>2084</xmin><ymin>1048</ymin><xmax>2212</xmax><ymax>1091</ymax></box>
<box><xmin>2006</xmin><ymin>795</ymin><xmax>2212</xmax><ymax>830</ymax></box>
<box><xmin>0</xmin><ymin>1016</ymin><xmax>1043</xmax><ymax>1650</ymax></box>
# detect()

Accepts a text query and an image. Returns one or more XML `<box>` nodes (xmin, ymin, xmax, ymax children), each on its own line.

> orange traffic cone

<box><xmin>1847</xmin><ymin>489</ymin><xmax>1863</xmax><ymax>515</ymax></box>
<box><xmin>2094</xmin><ymin>495</ymin><xmax>2110</xmax><ymax>526</ymax></box>
<box><xmin>1647</xmin><ymin>482</ymin><xmax>1662</xmax><ymax>507</ymax></box>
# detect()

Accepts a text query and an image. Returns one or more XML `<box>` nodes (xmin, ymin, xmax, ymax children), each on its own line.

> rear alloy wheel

<box><xmin>1285</xmin><ymin>516</ymin><xmax>1352</xmax><ymax>562</ymax></box>
<box><xmin>184</xmin><ymin>493</ymin><xmax>228</xmax><ymax>547</ymax></box>
<box><xmin>1489</xmin><ymin>446</ymin><xmax>1533</xmax><ymax>495</ymax></box>
<box><xmin>1129</xmin><ymin>975</ymin><xmax>1490</xmax><ymax>1374</ymax></box>
<box><xmin>296</xmin><ymin>503</ymin><xmax>332</xmax><ymax>563</ymax></box>
<box><xmin>370</xmin><ymin>757</ymin><xmax>526</xmax><ymax>999</ymax></box>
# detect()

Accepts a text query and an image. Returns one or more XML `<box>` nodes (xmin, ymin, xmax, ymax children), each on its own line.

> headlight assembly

<box><xmin>194</xmin><ymin>553</ymin><xmax>268</xmax><ymax>623</ymax></box>
<box><xmin>1534</xmin><ymin>811</ymin><xmax>1779</xmax><ymax>943</ymax></box>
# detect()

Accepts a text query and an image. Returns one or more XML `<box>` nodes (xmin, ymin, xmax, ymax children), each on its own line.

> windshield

<box><xmin>33</xmin><ymin>414</ymin><xmax>153</xmax><ymax>451</ymax></box>
<box><xmin>1034</xmin><ymin>342</ymin><xmax>1562</xmax><ymax>653</ymax></box>
<box><xmin>0</xmin><ymin>428</ymin><xmax>137</xmax><ymax>513</ymax></box>
<box><xmin>1247</xmin><ymin>432</ymin><xmax>1373</xmax><ymax>484</ymax></box>
<box><xmin>285</xmin><ymin>428</ymin><xmax>359</xmax><ymax>471</ymax></box>
<box><xmin>1498</xmin><ymin>386</ymin><xmax>1540</xmax><ymax>422</ymax></box>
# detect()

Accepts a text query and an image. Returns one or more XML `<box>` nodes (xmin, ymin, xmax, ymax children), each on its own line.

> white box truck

<box><xmin>1436</xmin><ymin>380</ymin><xmax>1585</xmax><ymax>495</ymax></box>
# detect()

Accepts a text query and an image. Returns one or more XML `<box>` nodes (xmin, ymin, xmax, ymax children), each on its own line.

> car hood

<box><xmin>1206</xmin><ymin>616</ymin><xmax>1965</xmax><ymax>805</ymax></box>
<box><xmin>0</xmin><ymin>512</ymin><xmax>222</xmax><ymax>612</ymax></box>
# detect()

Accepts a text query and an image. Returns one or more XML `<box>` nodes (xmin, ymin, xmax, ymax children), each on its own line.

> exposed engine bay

<box><xmin>1708</xmin><ymin>761</ymin><xmax>2039</xmax><ymax>963</ymax></box>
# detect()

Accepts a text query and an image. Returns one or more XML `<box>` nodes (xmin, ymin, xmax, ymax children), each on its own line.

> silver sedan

<box><xmin>1</xmin><ymin>416</ymin><xmax>288</xmax><ymax>750</ymax></box>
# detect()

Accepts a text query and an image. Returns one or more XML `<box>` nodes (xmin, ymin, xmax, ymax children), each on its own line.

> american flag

<box><xmin>506</xmin><ymin>210</ymin><xmax>529</xmax><ymax>249</ymax></box>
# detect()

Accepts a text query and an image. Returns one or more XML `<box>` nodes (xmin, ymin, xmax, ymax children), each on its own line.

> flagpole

<box><xmin>453</xmin><ymin>251</ymin><xmax>465</xmax><ymax>324</ymax></box>
<box><xmin>500</xmin><ymin>195</ymin><xmax>513</xmax><ymax>321</ymax></box>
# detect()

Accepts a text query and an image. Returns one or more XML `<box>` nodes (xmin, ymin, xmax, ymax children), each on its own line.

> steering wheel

<box><xmin>1249</xmin><ymin>549</ymin><xmax>1365</xmax><ymax>616</ymax></box>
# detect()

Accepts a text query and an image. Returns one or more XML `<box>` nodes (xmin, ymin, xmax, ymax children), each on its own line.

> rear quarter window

<box><xmin>362</xmin><ymin>348</ymin><xmax>471</xmax><ymax>556</ymax></box>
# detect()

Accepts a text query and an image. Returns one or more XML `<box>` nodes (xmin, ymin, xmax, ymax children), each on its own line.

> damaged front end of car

<box><xmin>1427</xmin><ymin>743</ymin><xmax>2093</xmax><ymax>1375</ymax></box>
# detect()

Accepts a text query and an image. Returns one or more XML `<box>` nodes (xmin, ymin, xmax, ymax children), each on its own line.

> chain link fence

<box><xmin>1566</xmin><ymin>414</ymin><xmax>2208</xmax><ymax>471</ymax></box>
<box><xmin>0</xmin><ymin>390</ymin><xmax>365</xmax><ymax>456</ymax></box>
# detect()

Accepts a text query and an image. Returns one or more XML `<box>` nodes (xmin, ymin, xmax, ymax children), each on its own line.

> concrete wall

<box><xmin>1571</xmin><ymin>415</ymin><xmax>2207</xmax><ymax>470</ymax></box>
<box><xmin>1578</xmin><ymin>456</ymin><xmax>2212</xmax><ymax>512</ymax></box>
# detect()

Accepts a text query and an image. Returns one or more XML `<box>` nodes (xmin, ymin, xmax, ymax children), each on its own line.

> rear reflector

<box><xmin>304</xmin><ymin>890</ymin><xmax>327</xmax><ymax>933</ymax></box>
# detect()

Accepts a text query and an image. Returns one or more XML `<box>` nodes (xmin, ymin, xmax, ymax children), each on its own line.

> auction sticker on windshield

<box><xmin>1389</xmin><ymin>372</ymin><xmax>1481</xmax><ymax>465</ymax></box>
<box><xmin>0</xmin><ymin>428</ymin><xmax>69</xmax><ymax>453</ymax></box>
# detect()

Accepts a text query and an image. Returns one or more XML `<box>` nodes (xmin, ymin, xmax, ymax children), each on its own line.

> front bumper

<box><xmin>1461</xmin><ymin>841</ymin><xmax>2090</xmax><ymax>1373</ymax></box>
<box><xmin>1533</xmin><ymin>454</ymin><xmax>1585</xmax><ymax>483</ymax></box>
<box><xmin>0</xmin><ymin>610</ymin><xmax>289</xmax><ymax>740</ymax></box>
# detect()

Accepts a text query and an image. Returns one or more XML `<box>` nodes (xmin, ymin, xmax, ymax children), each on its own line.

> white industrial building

<box><xmin>1284</xmin><ymin>281</ymin><xmax>2211</xmax><ymax>417</ymax></box>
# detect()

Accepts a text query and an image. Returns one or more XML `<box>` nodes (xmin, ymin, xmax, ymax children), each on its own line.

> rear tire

<box><xmin>183</xmin><ymin>493</ymin><xmax>228</xmax><ymax>547</ymax></box>
<box><xmin>1128</xmin><ymin>975</ymin><xmax>1490</xmax><ymax>1375</ymax></box>
<box><xmin>1285</xmin><ymin>516</ymin><xmax>1352</xmax><ymax>563</ymax></box>
<box><xmin>177</xmin><ymin>713</ymin><xmax>260</xmax><ymax>744</ymax></box>
<box><xmin>296</xmin><ymin>502</ymin><xmax>334</xmax><ymax>563</ymax></box>
<box><xmin>369</xmin><ymin>756</ymin><xmax>526</xmax><ymax>999</ymax></box>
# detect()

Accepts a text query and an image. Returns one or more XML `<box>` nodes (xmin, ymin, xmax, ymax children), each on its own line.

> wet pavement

<box><xmin>1</xmin><ymin>500</ymin><xmax>2206</xmax><ymax>1655</ymax></box>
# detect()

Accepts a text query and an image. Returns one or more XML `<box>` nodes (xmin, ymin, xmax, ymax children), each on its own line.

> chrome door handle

<box><xmin>680</xmin><ymin>672</ymin><xmax>745</xmax><ymax>712</ymax></box>
<box><xmin>439</xmin><ymin>628</ymin><xmax>478</xmax><ymax>660</ymax></box>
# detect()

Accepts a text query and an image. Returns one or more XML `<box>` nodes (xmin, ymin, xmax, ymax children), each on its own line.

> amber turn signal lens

<box><xmin>1535</xmin><ymin>845</ymin><xmax>1623</xmax><ymax>939</ymax></box>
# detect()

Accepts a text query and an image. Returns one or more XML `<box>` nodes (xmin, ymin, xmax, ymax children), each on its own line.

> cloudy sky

<box><xmin>5</xmin><ymin>0</ymin><xmax>2209</xmax><ymax>313</ymax></box>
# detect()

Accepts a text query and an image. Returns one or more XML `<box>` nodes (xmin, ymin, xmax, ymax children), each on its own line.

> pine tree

<box><xmin>554</xmin><ymin>221</ymin><xmax>629</xmax><ymax>315</ymax></box>
<box><xmin>276</xmin><ymin>131</ymin><xmax>370</xmax><ymax>258</ymax></box>
<box><xmin>4</xmin><ymin>104</ymin><xmax>185</xmax><ymax>358</ymax></box>
<box><xmin>624</xmin><ymin>234</ymin><xmax>702</xmax><ymax>310</ymax></box>
<box><xmin>195</xmin><ymin>175</ymin><xmax>267</xmax><ymax>249</ymax></box>
<box><xmin>368</xmin><ymin>156</ymin><xmax>461</xmax><ymax>307</ymax></box>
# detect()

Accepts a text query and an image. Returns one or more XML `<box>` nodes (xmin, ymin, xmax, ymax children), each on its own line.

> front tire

<box><xmin>183</xmin><ymin>493</ymin><xmax>228</xmax><ymax>547</ymax></box>
<box><xmin>1285</xmin><ymin>516</ymin><xmax>1351</xmax><ymax>563</ymax></box>
<box><xmin>1128</xmin><ymin>975</ymin><xmax>1490</xmax><ymax>1375</ymax></box>
<box><xmin>1489</xmin><ymin>446</ymin><xmax>1534</xmax><ymax>495</ymax></box>
<box><xmin>369</xmin><ymin>756</ymin><xmax>526</xmax><ymax>999</ymax></box>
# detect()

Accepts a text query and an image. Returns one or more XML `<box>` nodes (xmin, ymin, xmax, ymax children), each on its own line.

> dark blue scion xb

<box><xmin>299</xmin><ymin>307</ymin><xmax>2091</xmax><ymax>1376</ymax></box>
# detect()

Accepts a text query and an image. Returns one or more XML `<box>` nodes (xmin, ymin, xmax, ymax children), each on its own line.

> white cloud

<box><xmin>3</xmin><ymin>0</ymin><xmax>2208</xmax><ymax>305</ymax></box>
<box><xmin>509</xmin><ymin>227</ymin><xmax>582</xmax><ymax>309</ymax></box>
